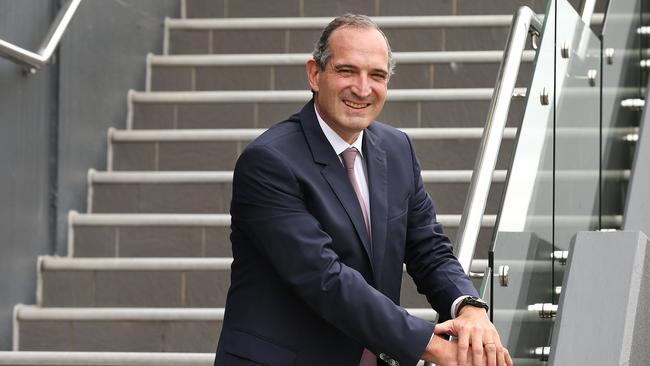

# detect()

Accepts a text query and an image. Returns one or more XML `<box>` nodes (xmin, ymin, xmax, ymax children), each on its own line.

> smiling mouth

<box><xmin>343</xmin><ymin>100</ymin><xmax>370</xmax><ymax>109</ymax></box>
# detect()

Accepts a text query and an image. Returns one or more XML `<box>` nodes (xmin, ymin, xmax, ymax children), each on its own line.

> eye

<box><xmin>337</xmin><ymin>68</ymin><xmax>354</xmax><ymax>76</ymax></box>
<box><xmin>372</xmin><ymin>73</ymin><xmax>388</xmax><ymax>81</ymax></box>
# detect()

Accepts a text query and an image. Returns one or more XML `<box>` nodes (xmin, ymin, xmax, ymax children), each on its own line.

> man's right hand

<box><xmin>421</xmin><ymin>334</ymin><xmax>485</xmax><ymax>366</ymax></box>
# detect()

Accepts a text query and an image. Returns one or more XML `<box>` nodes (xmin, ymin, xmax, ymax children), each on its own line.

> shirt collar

<box><xmin>314</xmin><ymin>104</ymin><xmax>364</xmax><ymax>158</ymax></box>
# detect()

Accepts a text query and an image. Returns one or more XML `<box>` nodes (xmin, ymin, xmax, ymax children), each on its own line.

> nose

<box><xmin>350</xmin><ymin>74</ymin><xmax>372</xmax><ymax>99</ymax></box>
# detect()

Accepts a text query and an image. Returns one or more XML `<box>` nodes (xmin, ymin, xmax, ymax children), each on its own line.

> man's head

<box><xmin>307</xmin><ymin>14</ymin><xmax>394</xmax><ymax>144</ymax></box>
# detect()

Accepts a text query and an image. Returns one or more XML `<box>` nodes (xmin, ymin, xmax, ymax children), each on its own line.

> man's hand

<box><xmin>421</xmin><ymin>334</ymin><xmax>483</xmax><ymax>366</ymax></box>
<box><xmin>432</xmin><ymin>307</ymin><xmax>512</xmax><ymax>366</ymax></box>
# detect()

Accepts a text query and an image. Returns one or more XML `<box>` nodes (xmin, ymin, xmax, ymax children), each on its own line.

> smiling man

<box><xmin>215</xmin><ymin>14</ymin><xmax>511</xmax><ymax>366</ymax></box>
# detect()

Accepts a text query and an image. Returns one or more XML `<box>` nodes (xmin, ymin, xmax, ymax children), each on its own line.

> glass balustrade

<box><xmin>486</xmin><ymin>0</ymin><xmax>648</xmax><ymax>362</ymax></box>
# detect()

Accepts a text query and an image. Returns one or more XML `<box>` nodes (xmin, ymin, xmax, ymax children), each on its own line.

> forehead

<box><xmin>327</xmin><ymin>26</ymin><xmax>389</xmax><ymax>67</ymax></box>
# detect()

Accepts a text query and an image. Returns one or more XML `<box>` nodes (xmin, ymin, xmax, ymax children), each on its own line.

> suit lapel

<box><xmin>363</xmin><ymin>127</ymin><xmax>388</xmax><ymax>285</ymax></box>
<box><xmin>299</xmin><ymin>102</ymin><xmax>374</xmax><ymax>268</ymax></box>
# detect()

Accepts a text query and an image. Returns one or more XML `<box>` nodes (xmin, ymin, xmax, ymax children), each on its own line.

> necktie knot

<box><xmin>341</xmin><ymin>147</ymin><xmax>358</xmax><ymax>172</ymax></box>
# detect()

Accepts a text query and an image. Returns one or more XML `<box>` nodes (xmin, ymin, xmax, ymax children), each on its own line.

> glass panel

<box><xmin>554</xmin><ymin>0</ymin><xmax>601</xmax><ymax>295</ymax></box>
<box><xmin>489</xmin><ymin>0</ymin><xmax>601</xmax><ymax>361</ymax></box>
<box><xmin>601</xmin><ymin>0</ymin><xmax>645</xmax><ymax>228</ymax></box>
<box><xmin>490</xmin><ymin>0</ymin><xmax>556</xmax><ymax>360</ymax></box>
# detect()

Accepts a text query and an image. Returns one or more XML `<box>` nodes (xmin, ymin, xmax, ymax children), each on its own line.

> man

<box><xmin>215</xmin><ymin>14</ymin><xmax>512</xmax><ymax>366</ymax></box>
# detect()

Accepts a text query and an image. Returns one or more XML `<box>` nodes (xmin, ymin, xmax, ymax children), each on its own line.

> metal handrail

<box><xmin>455</xmin><ymin>0</ymin><xmax>601</xmax><ymax>273</ymax></box>
<box><xmin>455</xmin><ymin>7</ymin><xmax>543</xmax><ymax>274</ymax></box>
<box><xmin>0</xmin><ymin>0</ymin><xmax>82</xmax><ymax>72</ymax></box>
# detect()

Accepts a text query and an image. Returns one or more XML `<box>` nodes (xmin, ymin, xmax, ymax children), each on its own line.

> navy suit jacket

<box><xmin>215</xmin><ymin>101</ymin><xmax>478</xmax><ymax>366</ymax></box>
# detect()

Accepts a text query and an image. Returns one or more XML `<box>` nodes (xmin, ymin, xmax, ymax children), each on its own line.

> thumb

<box><xmin>433</xmin><ymin>320</ymin><xmax>456</xmax><ymax>336</ymax></box>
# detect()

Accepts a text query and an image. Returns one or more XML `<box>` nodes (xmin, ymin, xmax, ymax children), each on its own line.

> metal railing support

<box><xmin>0</xmin><ymin>0</ymin><xmax>82</xmax><ymax>73</ymax></box>
<box><xmin>455</xmin><ymin>7</ymin><xmax>543</xmax><ymax>274</ymax></box>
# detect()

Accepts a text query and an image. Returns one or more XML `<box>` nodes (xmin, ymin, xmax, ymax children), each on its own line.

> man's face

<box><xmin>307</xmin><ymin>26</ymin><xmax>390</xmax><ymax>143</ymax></box>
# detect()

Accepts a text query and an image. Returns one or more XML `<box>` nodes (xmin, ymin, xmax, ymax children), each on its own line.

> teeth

<box><xmin>344</xmin><ymin>100</ymin><xmax>368</xmax><ymax>109</ymax></box>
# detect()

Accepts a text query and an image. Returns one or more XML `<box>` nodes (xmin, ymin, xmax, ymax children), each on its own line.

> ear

<box><xmin>306</xmin><ymin>59</ymin><xmax>321</xmax><ymax>92</ymax></box>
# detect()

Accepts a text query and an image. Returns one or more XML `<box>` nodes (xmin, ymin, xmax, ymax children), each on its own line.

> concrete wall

<box><xmin>56</xmin><ymin>0</ymin><xmax>179</xmax><ymax>254</ymax></box>
<box><xmin>0</xmin><ymin>0</ymin><xmax>177</xmax><ymax>350</ymax></box>
<box><xmin>0</xmin><ymin>0</ymin><xmax>58</xmax><ymax>352</ymax></box>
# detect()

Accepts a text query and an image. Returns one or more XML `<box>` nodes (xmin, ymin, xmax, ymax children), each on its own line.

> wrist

<box><xmin>456</xmin><ymin>296</ymin><xmax>489</xmax><ymax>316</ymax></box>
<box><xmin>458</xmin><ymin>304</ymin><xmax>488</xmax><ymax>317</ymax></box>
<box><xmin>421</xmin><ymin>334</ymin><xmax>442</xmax><ymax>362</ymax></box>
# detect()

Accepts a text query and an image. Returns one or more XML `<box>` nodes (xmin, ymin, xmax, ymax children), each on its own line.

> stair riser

<box><xmin>40</xmin><ymin>270</ymin><xmax>427</xmax><ymax>308</ymax></box>
<box><xmin>41</xmin><ymin>270</ymin><xmax>230</xmax><ymax>308</ymax></box>
<box><xmin>182</xmin><ymin>0</ymin><xmax>548</xmax><ymax>19</ymax></box>
<box><xmin>72</xmin><ymin>225</ymin><xmax>231</xmax><ymax>258</ymax></box>
<box><xmin>168</xmin><ymin>27</ymin><xmax>514</xmax><ymax>55</ymax></box>
<box><xmin>17</xmin><ymin>320</ymin><xmax>221</xmax><ymax>352</ymax></box>
<box><xmin>111</xmin><ymin>139</ymin><xmax>515</xmax><ymax>171</ymax></box>
<box><xmin>90</xmin><ymin>182</ymin><xmax>505</xmax><ymax>214</ymax></box>
<box><xmin>149</xmin><ymin>63</ymin><xmax>533</xmax><ymax>91</ymax></box>
<box><xmin>131</xmin><ymin>99</ymin><xmax>525</xmax><ymax>129</ymax></box>
<box><xmin>70</xmin><ymin>225</ymin><xmax>494</xmax><ymax>259</ymax></box>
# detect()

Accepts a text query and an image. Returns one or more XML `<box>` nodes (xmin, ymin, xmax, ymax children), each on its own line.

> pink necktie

<box><xmin>340</xmin><ymin>147</ymin><xmax>377</xmax><ymax>366</ymax></box>
<box><xmin>340</xmin><ymin>147</ymin><xmax>370</xmax><ymax>233</ymax></box>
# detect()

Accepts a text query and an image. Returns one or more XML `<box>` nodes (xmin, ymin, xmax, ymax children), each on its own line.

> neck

<box><xmin>314</xmin><ymin>103</ymin><xmax>361</xmax><ymax>145</ymax></box>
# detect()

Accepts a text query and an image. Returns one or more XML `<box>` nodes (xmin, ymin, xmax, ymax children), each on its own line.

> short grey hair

<box><xmin>312</xmin><ymin>14</ymin><xmax>395</xmax><ymax>76</ymax></box>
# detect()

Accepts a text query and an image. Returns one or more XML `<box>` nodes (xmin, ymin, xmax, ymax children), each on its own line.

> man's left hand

<box><xmin>433</xmin><ymin>306</ymin><xmax>512</xmax><ymax>366</ymax></box>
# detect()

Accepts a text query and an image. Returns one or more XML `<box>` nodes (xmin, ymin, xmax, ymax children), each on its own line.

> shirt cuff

<box><xmin>450</xmin><ymin>295</ymin><xmax>471</xmax><ymax>319</ymax></box>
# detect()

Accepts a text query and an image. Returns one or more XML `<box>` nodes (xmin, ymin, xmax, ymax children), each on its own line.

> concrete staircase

<box><xmin>2</xmin><ymin>0</ymin><xmax>556</xmax><ymax>364</ymax></box>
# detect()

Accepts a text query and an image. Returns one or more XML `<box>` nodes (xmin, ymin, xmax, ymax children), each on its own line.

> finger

<box><xmin>471</xmin><ymin>330</ymin><xmax>484</xmax><ymax>366</ymax></box>
<box><xmin>492</xmin><ymin>333</ymin><xmax>505</xmax><ymax>366</ymax></box>
<box><xmin>496</xmin><ymin>345</ymin><xmax>506</xmax><ymax>366</ymax></box>
<box><xmin>457</xmin><ymin>326</ymin><xmax>470</xmax><ymax>366</ymax></box>
<box><xmin>504</xmin><ymin>348</ymin><xmax>513</xmax><ymax>366</ymax></box>
<box><xmin>485</xmin><ymin>341</ymin><xmax>497</xmax><ymax>366</ymax></box>
<box><xmin>464</xmin><ymin>346</ymin><xmax>473</xmax><ymax>366</ymax></box>
<box><xmin>434</xmin><ymin>320</ymin><xmax>454</xmax><ymax>335</ymax></box>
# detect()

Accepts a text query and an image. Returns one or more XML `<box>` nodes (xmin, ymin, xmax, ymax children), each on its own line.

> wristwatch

<box><xmin>457</xmin><ymin>296</ymin><xmax>489</xmax><ymax>314</ymax></box>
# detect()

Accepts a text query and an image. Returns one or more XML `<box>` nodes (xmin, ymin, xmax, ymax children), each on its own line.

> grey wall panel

<box><xmin>549</xmin><ymin>231</ymin><xmax>650</xmax><ymax>365</ymax></box>
<box><xmin>56</xmin><ymin>0</ymin><xmax>178</xmax><ymax>254</ymax></box>
<box><xmin>0</xmin><ymin>0</ymin><xmax>57</xmax><ymax>351</ymax></box>
<box><xmin>623</xmin><ymin>77</ymin><xmax>650</xmax><ymax>235</ymax></box>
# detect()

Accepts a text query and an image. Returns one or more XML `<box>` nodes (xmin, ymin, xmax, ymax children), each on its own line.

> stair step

<box><xmin>165</xmin><ymin>15</ymin><xmax>520</xmax><ymax>54</ymax></box>
<box><xmin>38</xmin><ymin>257</ymin><xmax>489</xmax><ymax>308</ymax></box>
<box><xmin>128</xmin><ymin>88</ymin><xmax>526</xmax><ymax>130</ymax></box>
<box><xmin>108</xmin><ymin>127</ymin><xmax>517</xmax><ymax>171</ymax></box>
<box><xmin>14</xmin><ymin>305</ymin><xmax>436</xmax><ymax>352</ymax></box>
<box><xmin>68</xmin><ymin>212</ymin><xmax>497</xmax><ymax>258</ymax></box>
<box><xmin>86</xmin><ymin>170</ymin><xmax>507</xmax><ymax>215</ymax></box>
<box><xmin>0</xmin><ymin>351</ymin><xmax>213</xmax><ymax>366</ymax></box>
<box><xmin>14</xmin><ymin>306</ymin><xmax>224</xmax><ymax>352</ymax></box>
<box><xmin>68</xmin><ymin>212</ymin><xmax>232</xmax><ymax>258</ymax></box>
<box><xmin>146</xmin><ymin>51</ymin><xmax>535</xmax><ymax>91</ymax></box>
<box><xmin>180</xmin><ymin>1</ymin><xmax>549</xmax><ymax>19</ymax></box>
<box><xmin>37</xmin><ymin>257</ymin><xmax>233</xmax><ymax>308</ymax></box>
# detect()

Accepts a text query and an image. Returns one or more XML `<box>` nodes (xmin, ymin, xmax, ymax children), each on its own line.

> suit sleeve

<box><xmin>231</xmin><ymin>143</ymin><xmax>433</xmax><ymax>366</ymax></box>
<box><xmin>402</xmin><ymin>133</ymin><xmax>479</xmax><ymax>321</ymax></box>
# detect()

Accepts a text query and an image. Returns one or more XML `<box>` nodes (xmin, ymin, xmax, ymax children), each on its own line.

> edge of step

<box><xmin>0</xmin><ymin>351</ymin><xmax>213</xmax><ymax>366</ymax></box>
<box><xmin>146</xmin><ymin>51</ymin><xmax>536</xmax><ymax>90</ymax></box>
<box><xmin>106</xmin><ymin>127</ymin><xmax>518</xmax><ymax>170</ymax></box>
<box><xmin>68</xmin><ymin>212</ymin><xmax>495</xmax><ymax>227</ymax></box>
<box><xmin>125</xmin><ymin>88</ymin><xmax>527</xmax><ymax>129</ymax></box>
